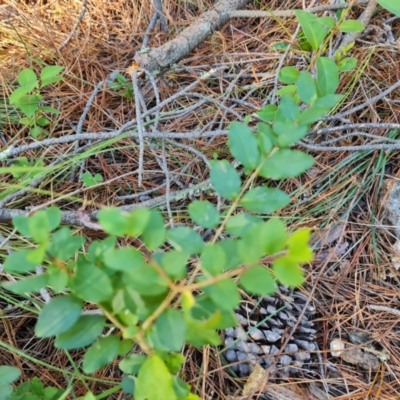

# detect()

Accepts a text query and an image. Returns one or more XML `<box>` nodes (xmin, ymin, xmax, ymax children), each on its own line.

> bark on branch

<box><xmin>132</xmin><ymin>0</ymin><xmax>252</xmax><ymax>73</ymax></box>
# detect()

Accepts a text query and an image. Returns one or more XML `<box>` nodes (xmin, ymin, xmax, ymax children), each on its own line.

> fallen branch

<box><xmin>132</xmin><ymin>0</ymin><xmax>252</xmax><ymax>73</ymax></box>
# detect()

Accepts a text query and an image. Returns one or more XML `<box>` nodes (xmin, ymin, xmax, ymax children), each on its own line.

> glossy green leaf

<box><xmin>147</xmin><ymin>309</ymin><xmax>186</xmax><ymax>352</ymax></box>
<box><xmin>3</xmin><ymin>274</ymin><xmax>48</xmax><ymax>295</ymax></box>
<box><xmin>225</xmin><ymin>213</ymin><xmax>262</xmax><ymax>237</ymax></box>
<box><xmin>240</xmin><ymin>265</ymin><xmax>276</xmax><ymax>295</ymax></box>
<box><xmin>240</xmin><ymin>187</ymin><xmax>290</xmax><ymax>213</ymax></box>
<box><xmin>0</xmin><ymin>365</ymin><xmax>21</xmax><ymax>385</ymax></box>
<box><xmin>257</xmin><ymin>104</ymin><xmax>278</xmax><ymax>121</ymax></box>
<box><xmin>338</xmin><ymin>20</ymin><xmax>365</xmax><ymax>33</ymax></box>
<box><xmin>188</xmin><ymin>200</ymin><xmax>219</xmax><ymax>229</ymax></box>
<box><xmin>278</xmin><ymin>66</ymin><xmax>300</xmax><ymax>84</ymax></box>
<box><xmin>273</xmin><ymin>256</ymin><xmax>304</xmax><ymax>286</ymax></box>
<box><xmin>295</xmin><ymin>10</ymin><xmax>327</xmax><ymax>50</ymax></box>
<box><xmin>119</xmin><ymin>354</ymin><xmax>147</xmax><ymax>374</ymax></box>
<box><xmin>279</xmin><ymin>95</ymin><xmax>300</xmax><ymax>121</ymax></box>
<box><xmin>103</xmin><ymin>247</ymin><xmax>144</xmax><ymax>271</ymax></box>
<box><xmin>55</xmin><ymin>315</ymin><xmax>105</xmax><ymax>349</ymax></box>
<box><xmin>69</xmin><ymin>258</ymin><xmax>113</xmax><ymax>303</ymax></box>
<box><xmin>158</xmin><ymin>250</ymin><xmax>188</xmax><ymax>279</ymax></box>
<box><xmin>203</xmin><ymin>278</ymin><xmax>240</xmax><ymax>311</ymax></box>
<box><xmin>167</xmin><ymin>227</ymin><xmax>205</xmax><ymax>254</ymax></box>
<box><xmin>377</xmin><ymin>0</ymin><xmax>400</xmax><ymax>17</ymax></box>
<box><xmin>125</xmin><ymin>208</ymin><xmax>151</xmax><ymax>237</ymax></box>
<box><xmin>98</xmin><ymin>208</ymin><xmax>127</xmax><ymax>236</ymax></box>
<box><xmin>297</xmin><ymin>71</ymin><xmax>317</xmax><ymax>104</ymax></box>
<box><xmin>141</xmin><ymin>210</ymin><xmax>166</xmax><ymax>250</ymax></box>
<box><xmin>228</xmin><ymin>122</ymin><xmax>260</xmax><ymax>169</ymax></box>
<box><xmin>210</xmin><ymin>160</ymin><xmax>241</xmax><ymax>200</ymax></box>
<box><xmin>35</xmin><ymin>295</ymin><xmax>82</xmax><ymax>338</ymax></box>
<box><xmin>3</xmin><ymin>250</ymin><xmax>37</xmax><ymax>273</ymax></box>
<box><xmin>287</xmin><ymin>228</ymin><xmax>313</xmax><ymax>262</ymax></box>
<box><xmin>200</xmin><ymin>244</ymin><xmax>226</xmax><ymax>276</ymax></box>
<box><xmin>135</xmin><ymin>355</ymin><xmax>176</xmax><ymax>400</ymax></box>
<box><xmin>259</xmin><ymin>149</ymin><xmax>314</xmax><ymax>179</ymax></box>
<box><xmin>316</xmin><ymin>57</ymin><xmax>339</xmax><ymax>96</ymax></box>
<box><xmin>83</xmin><ymin>335</ymin><xmax>120</xmax><ymax>374</ymax></box>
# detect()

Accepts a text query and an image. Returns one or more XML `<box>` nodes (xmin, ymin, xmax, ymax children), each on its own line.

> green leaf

<box><xmin>103</xmin><ymin>247</ymin><xmax>144</xmax><ymax>272</ymax></box>
<box><xmin>377</xmin><ymin>0</ymin><xmax>400</xmax><ymax>17</ymax></box>
<box><xmin>273</xmin><ymin>256</ymin><xmax>304</xmax><ymax>286</ymax></box>
<box><xmin>259</xmin><ymin>149</ymin><xmax>314</xmax><ymax>179</ymax></box>
<box><xmin>3</xmin><ymin>250</ymin><xmax>37</xmax><ymax>273</ymax></box>
<box><xmin>36</xmin><ymin>116</ymin><xmax>50</xmax><ymax>127</ymax></box>
<box><xmin>17</xmin><ymin>68</ymin><xmax>38</xmax><ymax>90</ymax></box>
<box><xmin>167</xmin><ymin>227</ymin><xmax>205</xmax><ymax>254</ymax></box>
<box><xmin>158</xmin><ymin>250</ymin><xmax>188</xmax><ymax>279</ymax></box>
<box><xmin>28</xmin><ymin>211</ymin><xmax>50</xmax><ymax>244</ymax></box>
<box><xmin>125</xmin><ymin>208</ymin><xmax>151</xmax><ymax>237</ymax></box>
<box><xmin>295</xmin><ymin>10</ymin><xmax>327</xmax><ymax>50</ymax></box>
<box><xmin>314</xmin><ymin>94</ymin><xmax>344</xmax><ymax>108</ymax></box>
<box><xmin>141</xmin><ymin>210</ymin><xmax>166</xmax><ymax>250</ymax></box>
<box><xmin>47</xmin><ymin>265</ymin><xmax>69</xmax><ymax>293</ymax></box>
<box><xmin>98</xmin><ymin>208</ymin><xmax>127</xmax><ymax>236</ymax></box>
<box><xmin>188</xmin><ymin>200</ymin><xmax>219</xmax><ymax>229</ymax></box>
<box><xmin>276</xmin><ymin>85</ymin><xmax>298</xmax><ymax>97</ymax></box>
<box><xmin>203</xmin><ymin>278</ymin><xmax>240</xmax><ymax>311</ymax></box>
<box><xmin>3</xmin><ymin>274</ymin><xmax>48</xmax><ymax>295</ymax></box>
<box><xmin>338</xmin><ymin>20</ymin><xmax>365</xmax><ymax>33</ymax></box>
<box><xmin>55</xmin><ymin>315</ymin><xmax>106</xmax><ymax>350</ymax></box>
<box><xmin>120</xmin><ymin>354</ymin><xmax>147</xmax><ymax>374</ymax></box>
<box><xmin>278</xmin><ymin>66</ymin><xmax>300</xmax><ymax>84</ymax></box>
<box><xmin>35</xmin><ymin>295</ymin><xmax>82</xmax><ymax>338</ymax></box>
<box><xmin>26</xmin><ymin>244</ymin><xmax>46</xmax><ymax>264</ymax></box>
<box><xmin>225</xmin><ymin>213</ymin><xmax>262</xmax><ymax>237</ymax></box>
<box><xmin>48</xmin><ymin>227</ymin><xmax>84</xmax><ymax>260</ymax></box>
<box><xmin>17</xmin><ymin>94</ymin><xmax>42</xmax><ymax>117</ymax></box>
<box><xmin>257</xmin><ymin>104</ymin><xmax>278</xmax><ymax>121</ymax></box>
<box><xmin>39</xmin><ymin>105</ymin><xmax>60</xmax><ymax>114</ymax></box>
<box><xmin>287</xmin><ymin>228</ymin><xmax>313</xmax><ymax>262</ymax></box>
<box><xmin>219</xmin><ymin>239</ymin><xmax>243</xmax><ymax>270</ymax></box>
<box><xmin>298</xmin><ymin>106</ymin><xmax>329</xmax><ymax>125</ymax></box>
<box><xmin>82</xmin><ymin>172</ymin><xmax>103</xmax><ymax>187</ymax></box>
<box><xmin>147</xmin><ymin>309</ymin><xmax>186</xmax><ymax>352</ymax></box>
<box><xmin>30</xmin><ymin>126</ymin><xmax>44</xmax><ymax>138</ymax></box>
<box><xmin>228</xmin><ymin>122</ymin><xmax>260</xmax><ymax>169</ymax></box>
<box><xmin>337</xmin><ymin>57</ymin><xmax>358</xmax><ymax>71</ymax></box>
<box><xmin>69</xmin><ymin>258</ymin><xmax>113</xmax><ymax>303</ymax></box>
<box><xmin>240</xmin><ymin>187</ymin><xmax>290</xmax><ymax>213</ymax></box>
<box><xmin>316</xmin><ymin>57</ymin><xmax>339</xmax><ymax>96</ymax></box>
<box><xmin>297</xmin><ymin>71</ymin><xmax>317</xmax><ymax>104</ymax></box>
<box><xmin>10</xmin><ymin>86</ymin><xmax>33</xmax><ymax>105</ymax></box>
<box><xmin>40</xmin><ymin>66</ymin><xmax>64</xmax><ymax>85</ymax></box>
<box><xmin>273</xmin><ymin>121</ymin><xmax>308</xmax><ymax>147</ymax></box>
<box><xmin>135</xmin><ymin>355</ymin><xmax>176</xmax><ymax>400</ymax></box>
<box><xmin>200</xmin><ymin>244</ymin><xmax>226</xmax><ymax>276</ymax></box>
<box><xmin>185</xmin><ymin>314</ymin><xmax>222</xmax><ymax>347</ymax></box>
<box><xmin>121</xmin><ymin>376</ymin><xmax>135</xmax><ymax>394</ymax></box>
<box><xmin>210</xmin><ymin>160</ymin><xmax>241</xmax><ymax>200</ymax></box>
<box><xmin>240</xmin><ymin>266</ymin><xmax>276</xmax><ymax>295</ymax></box>
<box><xmin>262</xmin><ymin>217</ymin><xmax>287</xmax><ymax>254</ymax></box>
<box><xmin>83</xmin><ymin>335</ymin><xmax>120</xmax><ymax>374</ymax></box>
<box><xmin>318</xmin><ymin>16</ymin><xmax>335</xmax><ymax>28</ymax></box>
<box><xmin>0</xmin><ymin>366</ymin><xmax>21</xmax><ymax>385</ymax></box>
<box><xmin>125</xmin><ymin>263</ymin><xmax>168</xmax><ymax>296</ymax></box>
<box><xmin>279</xmin><ymin>95</ymin><xmax>300</xmax><ymax>121</ymax></box>
<box><xmin>173</xmin><ymin>376</ymin><xmax>190</xmax><ymax>399</ymax></box>
<box><xmin>257</xmin><ymin>123</ymin><xmax>275</xmax><ymax>153</ymax></box>
<box><xmin>44</xmin><ymin>207</ymin><xmax>62</xmax><ymax>231</ymax></box>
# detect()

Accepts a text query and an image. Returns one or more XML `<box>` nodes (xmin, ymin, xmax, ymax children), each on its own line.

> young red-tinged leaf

<box><xmin>240</xmin><ymin>187</ymin><xmax>290</xmax><ymax>214</ymax></box>
<box><xmin>259</xmin><ymin>149</ymin><xmax>314</xmax><ymax>180</ymax></box>
<box><xmin>135</xmin><ymin>355</ymin><xmax>176</xmax><ymax>400</ymax></box>
<box><xmin>240</xmin><ymin>266</ymin><xmax>276</xmax><ymax>295</ymax></box>
<box><xmin>147</xmin><ymin>309</ymin><xmax>186</xmax><ymax>352</ymax></box>
<box><xmin>210</xmin><ymin>160</ymin><xmax>241</xmax><ymax>200</ymax></box>
<box><xmin>141</xmin><ymin>210</ymin><xmax>166</xmax><ymax>250</ymax></box>
<box><xmin>55</xmin><ymin>315</ymin><xmax>106</xmax><ymax>350</ymax></box>
<box><xmin>200</xmin><ymin>244</ymin><xmax>226</xmax><ymax>276</ymax></box>
<box><xmin>287</xmin><ymin>228</ymin><xmax>313</xmax><ymax>262</ymax></box>
<box><xmin>188</xmin><ymin>200</ymin><xmax>219</xmax><ymax>229</ymax></box>
<box><xmin>228</xmin><ymin>122</ymin><xmax>260</xmax><ymax>169</ymax></box>
<box><xmin>83</xmin><ymin>335</ymin><xmax>120</xmax><ymax>374</ymax></box>
<box><xmin>278</xmin><ymin>66</ymin><xmax>300</xmax><ymax>84</ymax></box>
<box><xmin>98</xmin><ymin>207</ymin><xmax>127</xmax><ymax>236</ymax></box>
<box><xmin>35</xmin><ymin>295</ymin><xmax>82</xmax><ymax>338</ymax></box>
<box><xmin>272</xmin><ymin>256</ymin><xmax>304</xmax><ymax>287</ymax></box>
